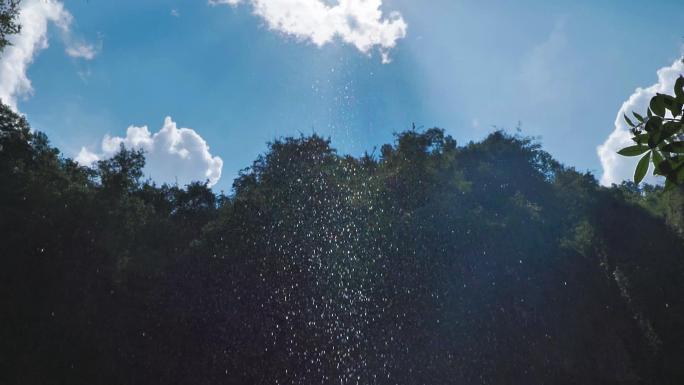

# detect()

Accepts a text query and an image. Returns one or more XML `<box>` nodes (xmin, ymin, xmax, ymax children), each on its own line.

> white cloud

<box><xmin>77</xmin><ymin>117</ymin><xmax>224</xmax><ymax>187</ymax></box>
<box><xmin>0</xmin><ymin>0</ymin><xmax>97</xmax><ymax>111</ymax></box>
<box><xmin>209</xmin><ymin>0</ymin><xmax>241</xmax><ymax>5</ymax></box>
<box><xmin>520</xmin><ymin>19</ymin><xmax>568</xmax><ymax>104</ymax></box>
<box><xmin>597</xmin><ymin>58</ymin><xmax>684</xmax><ymax>186</ymax></box>
<box><xmin>65</xmin><ymin>41</ymin><xmax>98</xmax><ymax>59</ymax></box>
<box><xmin>75</xmin><ymin>146</ymin><xmax>100</xmax><ymax>165</ymax></box>
<box><xmin>212</xmin><ymin>0</ymin><xmax>407</xmax><ymax>63</ymax></box>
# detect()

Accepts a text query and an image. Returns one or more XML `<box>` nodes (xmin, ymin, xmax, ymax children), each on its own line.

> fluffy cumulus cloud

<box><xmin>597</xmin><ymin>58</ymin><xmax>684</xmax><ymax>186</ymax></box>
<box><xmin>211</xmin><ymin>0</ymin><xmax>407</xmax><ymax>63</ymax></box>
<box><xmin>0</xmin><ymin>0</ymin><xmax>98</xmax><ymax>110</ymax></box>
<box><xmin>76</xmin><ymin>117</ymin><xmax>223</xmax><ymax>187</ymax></box>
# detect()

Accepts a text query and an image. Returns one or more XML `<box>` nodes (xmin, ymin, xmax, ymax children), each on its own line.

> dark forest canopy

<box><xmin>2</xmin><ymin>101</ymin><xmax>684</xmax><ymax>385</ymax></box>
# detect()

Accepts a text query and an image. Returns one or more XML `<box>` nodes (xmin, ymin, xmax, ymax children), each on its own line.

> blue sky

<box><xmin>5</xmin><ymin>0</ymin><xmax>684</xmax><ymax>192</ymax></box>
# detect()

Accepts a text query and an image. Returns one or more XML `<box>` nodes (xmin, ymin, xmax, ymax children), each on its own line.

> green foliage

<box><xmin>0</xmin><ymin>0</ymin><xmax>20</xmax><ymax>54</ymax></box>
<box><xmin>634</xmin><ymin>151</ymin><xmax>651</xmax><ymax>184</ymax></box>
<box><xmin>619</xmin><ymin>75</ymin><xmax>684</xmax><ymax>185</ymax></box>
<box><xmin>617</xmin><ymin>145</ymin><xmax>650</xmax><ymax>156</ymax></box>
<box><xmin>560</xmin><ymin>220</ymin><xmax>596</xmax><ymax>257</ymax></box>
<box><xmin>2</xmin><ymin>102</ymin><xmax>684</xmax><ymax>384</ymax></box>
<box><xmin>619</xmin><ymin>181</ymin><xmax>684</xmax><ymax>237</ymax></box>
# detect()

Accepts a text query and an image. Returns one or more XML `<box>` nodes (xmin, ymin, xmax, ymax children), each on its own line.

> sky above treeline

<box><xmin>2</xmin><ymin>0</ymin><xmax>684</xmax><ymax>192</ymax></box>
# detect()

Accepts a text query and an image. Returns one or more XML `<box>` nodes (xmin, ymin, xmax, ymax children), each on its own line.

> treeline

<box><xmin>1</xmin><ymin>102</ymin><xmax>684</xmax><ymax>384</ymax></box>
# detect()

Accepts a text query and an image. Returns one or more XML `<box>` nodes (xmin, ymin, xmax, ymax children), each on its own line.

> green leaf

<box><xmin>650</xmin><ymin>94</ymin><xmax>666</xmax><ymax>117</ymax></box>
<box><xmin>661</xmin><ymin>155</ymin><xmax>684</xmax><ymax>170</ymax></box>
<box><xmin>659</xmin><ymin>159</ymin><xmax>673</xmax><ymax>175</ymax></box>
<box><xmin>633</xmin><ymin>112</ymin><xmax>644</xmax><ymax>123</ymax></box>
<box><xmin>618</xmin><ymin>145</ymin><xmax>650</xmax><ymax>156</ymax></box>
<box><xmin>661</xmin><ymin>121</ymin><xmax>682</xmax><ymax>140</ymax></box>
<box><xmin>663</xmin><ymin>95</ymin><xmax>682</xmax><ymax>117</ymax></box>
<box><xmin>644</xmin><ymin>116</ymin><xmax>662</xmax><ymax>132</ymax></box>
<box><xmin>662</xmin><ymin>157</ymin><xmax>684</xmax><ymax>185</ymax></box>
<box><xmin>664</xmin><ymin>177</ymin><xmax>676</xmax><ymax>192</ymax></box>
<box><xmin>652</xmin><ymin>150</ymin><xmax>664</xmax><ymax>175</ymax></box>
<box><xmin>632</xmin><ymin>133</ymin><xmax>649</xmax><ymax>145</ymax></box>
<box><xmin>677</xmin><ymin>164</ymin><xmax>684</xmax><ymax>184</ymax></box>
<box><xmin>675</xmin><ymin>76</ymin><xmax>684</xmax><ymax>103</ymax></box>
<box><xmin>624</xmin><ymin>114</ymin><xmax>636</xmax><ymax>127</ymax></box>
<box><xmin>662</xmin><ymin>141</ymin><xmax>684</xmax><ymax>153</ymax></box>
<box><xmin>623</xmin><ymin>114</ymin><xmax>635</xmax><ymax>127</ymax></box>
<box><xmin>648</xmin><ymin>131</ymin><xmax>662</xmax><ymax>148</ymax></box>
<box><xmin>634</xmin><ymin>151</ymin><xmax>651</xmax><ymax>184</ymax></box>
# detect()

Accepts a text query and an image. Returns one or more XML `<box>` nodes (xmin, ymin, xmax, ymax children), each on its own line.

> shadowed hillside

<box><xmin>2</xmin><ymin>103</ymin><xmax>684</xmax><ymax>385</ymax></box>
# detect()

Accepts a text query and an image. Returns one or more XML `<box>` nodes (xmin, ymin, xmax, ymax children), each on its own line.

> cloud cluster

<box><xmin>0</xmin><ymin>0</ymin><xmax>97</xmax><ymax>110</ymax></box>
<box><xmin>211</xmin><ymin>0</ymin><xmax>407</xmax><ymax>63</ymax></box>
<box><xmin>597</xmin><ymin>58</ymin><xmax>684</xmax><ymax>186</ymax></box>
<box><xmin>76</xmin><ymin>117</ymin><xmax>224</xmax><ymax>187</ymax></box>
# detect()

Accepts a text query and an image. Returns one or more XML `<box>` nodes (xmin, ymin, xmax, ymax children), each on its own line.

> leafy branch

<box><xmin>619</xmin><ymin>75</ymin><xmax>684</xmax><ymax>188</ymax></box>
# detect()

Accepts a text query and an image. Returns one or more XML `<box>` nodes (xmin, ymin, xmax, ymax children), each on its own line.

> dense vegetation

<box><xmin>0</xmin><ymin>0</ymin><xmax>19</xmax><ymax>52</ymax></box>
<box><xmin>2</xmin><ymin>102</ymin><xmax>684</xmax><ymax>384</ymax></box>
